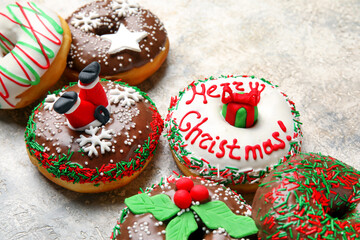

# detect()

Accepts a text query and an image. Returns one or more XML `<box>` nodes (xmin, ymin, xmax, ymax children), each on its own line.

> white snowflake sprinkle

<box><xmin>109</xmin><ymin>87</ymin><xmax>143</xmax><ymax>106</ymax></box>
<box><xmin>111</xmin><ymin>0</ymin><xmax>139</xmax><ymax>18</ymax></box>
<box><xmin>71</xmin><ymin>11</ymin><xmax>101</xmax><ymax>32</ymax></box>
<box><xmin>76</xmin><ymin>126</ymin><xmax>112</xmax><ymax>157</ymax></box>
<box><xmin>43</xmin><ymin>94</ymin><xmax>59</xmax><ymax>111</ymax></box>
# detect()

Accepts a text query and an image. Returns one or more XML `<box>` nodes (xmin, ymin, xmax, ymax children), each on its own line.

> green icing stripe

<box><xmin>30</xmin><ymin>2</ymin><xmax>63</xmax><ymax>34</ymax></box>
<box><xmin>0</xmin><ymin>51</ymin><xmax>40</xmax><ymax>85</ymax></box>
<box><xmin>234</xmin><ymin>107</ymin><xmax>247</xmax><ymax>128</ymax></box>
<box><xmin>221</xmin><ymin>103</ymin><xmax>227</xmax><ymax>120</ymax></box>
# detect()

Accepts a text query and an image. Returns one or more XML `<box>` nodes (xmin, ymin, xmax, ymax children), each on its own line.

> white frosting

<box><xmin>0</xmin><ymin>2</ymin><xmax>64</xmax><ymax>108</ymax></box>
<box><xmin>101</xmin><ymin>24</ymin><xmax>148</xmax><ymax>54</ymax></box>
<box><xmin>167</xmin><ymin>76</ymin><xmax>301</xmax><ymax>183</ymax></box>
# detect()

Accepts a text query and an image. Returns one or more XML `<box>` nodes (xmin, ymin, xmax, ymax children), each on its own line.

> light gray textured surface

<box><xmin>0</xmin><ymin>0</ymin><xmax>359</xmax><ymax>239</ymax></box>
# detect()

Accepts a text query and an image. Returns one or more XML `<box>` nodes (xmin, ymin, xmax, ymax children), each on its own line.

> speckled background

<box><xmin>0</xmin><ymin>0</ymin><xmax>359</xmax><ymax>239</ymax></box>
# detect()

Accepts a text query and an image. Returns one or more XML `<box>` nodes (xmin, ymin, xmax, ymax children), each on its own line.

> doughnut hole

<box><xmin>326</xmin><ymin>187</ymin><xmax>354</xmax><ymax>219</ymax></box>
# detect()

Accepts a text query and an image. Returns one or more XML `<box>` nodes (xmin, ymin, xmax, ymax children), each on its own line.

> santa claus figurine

<box><xmin>53</xmin><ymin>62</ymin><xmax>110</xmax><ymax>131</ymax></box>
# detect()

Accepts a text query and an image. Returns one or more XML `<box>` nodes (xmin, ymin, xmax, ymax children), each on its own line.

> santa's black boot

<box><xmin>78</xmin><ymin>61</ymin><xmax>109</xmax><ymax>107</ymax></box>
<box><xmin>94</xmin><ymin>105</ymin><xmax>110</xmax><ymax>125</ymax></box>
<box><xmin>53</xmin><ymin>91</ymin><xmax>78</xmax><ymax>114</ymax></box>
<box><xmin>78</xmin><ymin>61</ymin><xmax>101</xmax><ymax>85</ymax></box>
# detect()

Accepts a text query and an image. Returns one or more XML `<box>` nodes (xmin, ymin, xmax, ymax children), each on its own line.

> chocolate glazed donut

<box><xmin>252</xmin><ymin>153</ymin><xmax>360</xmax><ymax>239</ymax></box>
<box><xmin>65</xmin><ymin>0</ymin><xmax>169</xmax><ymax>85</ymax></box>
<box><xmin>25</xmin><ymin>79</ymin><xmax>164</xmax><ymax>193</ymax></box>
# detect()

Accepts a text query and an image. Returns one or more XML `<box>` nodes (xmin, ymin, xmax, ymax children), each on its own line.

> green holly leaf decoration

<box><xmin>191</xmin><ymin>201</ymin><xmax>258</xmax><ymax>238</ymax></box>
<box><xmin>125</xmin><ymin>193</ymin><xmax>180</xmax><ymax>221</ymax></box>
<box><xmin>166</xmin><ymin>211</ymin><xmax>198</xmax><ymax>240</ymax></box>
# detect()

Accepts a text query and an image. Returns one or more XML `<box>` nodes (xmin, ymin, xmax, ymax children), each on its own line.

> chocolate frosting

<box><xmin>66</xmin><ymin>0</ymin><xmax>168</xmax><ymax>75</ymax></box>
<box><xmin>120</xmin><ymin>212</ymin><xmax>166</xmax><ymax>239</ymax></box>
<box><xmin>203</xmin><ymin>231</ymin><xmax>239</xmax><ymax>240</ymax></box>
<box><xmin>116</xmin><ymin>178</ymin><xmax>256</xmax><ymax>240</ymax></box>
<box><xmin>32</xmin><ymin>81</ymin><xmax>159</xmax><ymax>176</ymax></box>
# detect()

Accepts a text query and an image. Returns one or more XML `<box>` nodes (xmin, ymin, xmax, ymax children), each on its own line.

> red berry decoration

<box><xmin>176</xmin><ymin>178</ymin><xmax>194</xmax><ymax>192</ymax></box>
<box><xmin>190</xmin><ymin>185</ymin><xmax>209</xmax><ymax>202</ymax></box>
<box><xmin>174</xmin><ymin>190</ymin><xmax>192</xmax><ymax>209</ymax></box>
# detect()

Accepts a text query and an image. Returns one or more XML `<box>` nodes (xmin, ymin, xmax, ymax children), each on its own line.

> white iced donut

<box><xmin>165</xmin><ymin>75</ymin><xmax>302</xmax><ymax>192</ymax></box>
<box><xmin>0</xmin><ymin>2</ymin><xmax>71</xmax><ymax>109</ymax></box>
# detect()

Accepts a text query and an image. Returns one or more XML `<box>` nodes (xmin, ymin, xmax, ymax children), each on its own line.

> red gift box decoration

<box><xmin>221</xmin><ymin>81</ymin><xmax>265</xmax><ymax>128</ymax></box>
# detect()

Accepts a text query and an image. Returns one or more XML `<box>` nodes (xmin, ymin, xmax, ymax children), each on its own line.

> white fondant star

<box><xmin>101</xmin><ymin>24</ymin><xmax>148</xmax><ymax>54</ymax></box>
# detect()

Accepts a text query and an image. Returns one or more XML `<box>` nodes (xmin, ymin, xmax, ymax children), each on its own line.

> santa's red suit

<box><xmin>54</xmin><ymin>62</ymin><xmax>110</xmax><ymax>131</ymax></box>
<box><xmin>78</xmin><ymin>76</ymin><xmax>109</xmax><ymax>108</ymax></box>
<box><xmin>64</xmin><ymin>98</ymin><xmax>98</xmax><ymax>130</ymax></box>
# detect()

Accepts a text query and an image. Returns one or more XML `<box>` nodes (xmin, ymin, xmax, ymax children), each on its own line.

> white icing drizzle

<box><xmin>76</xmin><ymin>126</ymin><xmax>113</xmax><ymax>157</ymax></box>
<box><xmin>101</xmin><ymin>24</ymin><xmax>148</xmax><ymax>54</ymax></box>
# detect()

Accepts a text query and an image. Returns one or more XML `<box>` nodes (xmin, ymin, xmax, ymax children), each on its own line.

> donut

<box><xmin>252</xmin><ymin>153</ymin><xmax>360</xmax><ymax>239</ymax></box>
<box><xmin>65</xmin><ymin>0</ymin><xmax>169</xmax><ymax>85</ymax></box>
<box><xmin>0</xmin><ymin>1</ymin><xmax>71</xmax><ymax>109</ymax></box>
<box><xmin>165</xmin><ymin>75</ymin><xmax>302</xmax><ymax>192</ymax></box>
<box><xmin>111</xmin><ymin>176</ymin><xmax>259</xmax><ymax>239</ymax></box>
<box><xmin>24</xmin><ymin>62</ymin><xmax>163</xmax><ymax>193</ymax></box>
